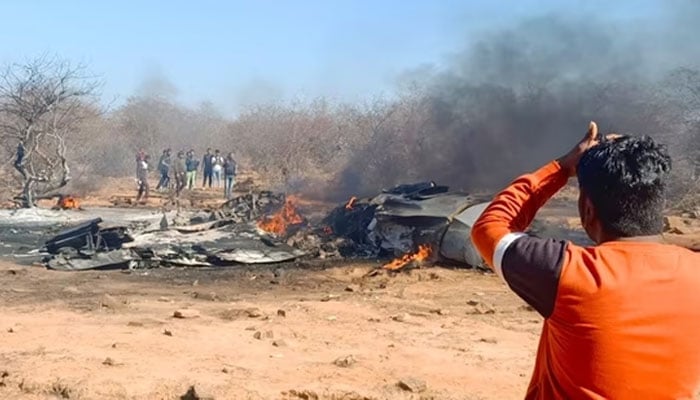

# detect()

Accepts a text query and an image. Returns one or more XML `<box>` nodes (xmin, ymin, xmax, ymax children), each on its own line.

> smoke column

<box><xmin>335</xmin><ymin>3</ymin><xmax>700</xmax><ymax>197</ymax></box>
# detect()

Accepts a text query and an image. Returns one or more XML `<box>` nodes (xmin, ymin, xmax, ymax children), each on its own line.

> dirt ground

<box><xmin>2</xmin><ymin>179</ymin><xmax>699</xmax><ymax>400</ymax></box>
<box><xmin>0</xmin><ymin>260</ymin><xmax>539</xmax><ymax>400</ymax></box>
<box><xmin>0</xmin><ymin>178</ymin><xmax>559</xmax><ymax>400</ymax></box>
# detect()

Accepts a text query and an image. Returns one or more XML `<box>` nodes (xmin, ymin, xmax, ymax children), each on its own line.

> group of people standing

<box><xmin>135</xmin><ymin>148</ymin><xmax>237</xmax><ymax>203</ymax></box>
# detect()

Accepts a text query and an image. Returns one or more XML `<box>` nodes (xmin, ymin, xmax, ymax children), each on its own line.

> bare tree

<box><xmin>0</xmin><ymin>56</ymin><xmax>100</xmax><ymax>207</ymax></box>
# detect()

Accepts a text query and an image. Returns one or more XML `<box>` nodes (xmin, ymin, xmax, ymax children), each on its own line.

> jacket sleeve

<box><xmin>470</xmin><ymin>161</ymin><xmax>572</xmax><ymax>318</ymax></box>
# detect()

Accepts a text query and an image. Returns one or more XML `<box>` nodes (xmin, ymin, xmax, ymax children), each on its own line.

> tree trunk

<box><xmin>21</xmin><ymin>179</ymin><xmax>35</xmax><ymax>208</ymax></box>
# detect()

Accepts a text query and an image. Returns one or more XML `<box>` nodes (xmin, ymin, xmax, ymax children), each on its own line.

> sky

<box><xmin>0</xmin><ymin>0</ymin><xmax>662</xmax><ymax>115</ymax></box>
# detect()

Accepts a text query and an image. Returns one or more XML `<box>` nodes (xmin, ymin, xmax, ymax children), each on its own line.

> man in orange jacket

<box><xmin>471</xmin><ymin>122</ymin><xmax>700</xmax><ymax>399</ymax></box>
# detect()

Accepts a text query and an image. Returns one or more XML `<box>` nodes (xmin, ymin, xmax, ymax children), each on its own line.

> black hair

<box><xmin>577</xmin><ymin>135</ymin><xmax>672</xmax><ymax>237</ymax></box>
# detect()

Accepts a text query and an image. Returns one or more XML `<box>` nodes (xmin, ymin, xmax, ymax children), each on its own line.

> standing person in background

<box><xmin>202</xmin><ymin>148</ymin><xmax>213</xmax><ymax>188</ymax></box>
<box><xmin>172</xmin><ymin>150</ymin><xmax>187</xmax><ymax>197</ymax></box>
<box><xmin>136</xmin><ymin>154</ymin><xmax>150</xmax><ymax>204</ymax></box>
<box><xmin>135</xmin><ymin>148</ymin><xmax>145</xmax><ymax>180</ymax></box>
<box><xmin>185</xmin><ymin>149</ymin><xmax>199</xmax><ymax>190</ymax></box>
<box><xmin>223</xmin><ymin>152</ymin><xmax>237</xmax><ymax>199</ymax></box>
<box><xmin>156</xmin><ymin>148</ymin><xmax>171</xmax><ymax>191</ymax></box>
<box><xmin>212</xmin><ymin>149</ymin><xmax>224</xmax><ymax>188</ymax></box>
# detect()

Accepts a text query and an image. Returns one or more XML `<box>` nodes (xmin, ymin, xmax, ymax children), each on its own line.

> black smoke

<box><xmin>334</xmin><ymin>4</ymin><xmax>700</xmax><ymax>198</ymax></box>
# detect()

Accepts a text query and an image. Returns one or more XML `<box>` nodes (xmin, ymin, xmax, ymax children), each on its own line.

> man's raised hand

<box><xmin>557</xmin><ymin>121</ymin><xmax>601</xmax><ymax>177</ymax></box>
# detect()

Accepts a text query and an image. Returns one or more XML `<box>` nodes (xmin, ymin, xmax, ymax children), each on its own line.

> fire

<box><xmin>345</xmin><ymin>196</ymin><xmax>357</xmax><ymax>210</ymax></box>
<box><xmin>56</xmin><ymin>195</ymin><xmax>80</xmax><ymax>210</ymax></box>
<box><xmin>383</xmin><ymin>244</ymin><xmax>432</xmax><ymax>271</ymax></box>
<box><xmin>257</xmin><ymin>195</ymin><xmax>304</xmax><ymax>236</ymax></box>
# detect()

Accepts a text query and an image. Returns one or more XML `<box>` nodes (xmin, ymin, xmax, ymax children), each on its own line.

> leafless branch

<box><xmin>0</xmin><ymin>55</ymin><xmax>100</xmax><ymax>207</ymax></box>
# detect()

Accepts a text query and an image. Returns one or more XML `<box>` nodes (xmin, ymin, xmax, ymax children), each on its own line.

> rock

<box><xmin>345</xmin><ymin>284</ymin><xmax>361</xmax><ymax>292</ymax></box>
<box><xmin>272</xmin><ymin>339</ymin><xmax>286</xmax><ymax>347</ymax></box>
<box><xmin>665</xmin><ymin>216</ymin><xmax>692</xmax><ymax>234</ymax></box>
<box><xmin>479</xmin><ymin>337</ymin><xmax>498</xmax><ymax>344</ymax></box>
<box><xmin>277</xmin><ymin>309</ymin><xmax>286</xmax><ymax>317</ymax></box>
<box><xmin>221</xmin><ymin>367</ymin><xmax>229</xmax><ymax>374</ymax></box>
<box><xmin>429</xmin><ymin>308</ymin><xmax>449</xmax><ymax>316</ymax></box>
<box><xmin>179</xmin><ymin>385</ymin><xmax>215</xmax><ymax>400</ymax></box>
<box><xmin>163</xmin><ymin>329</ymin><xmax>173</xmax><ymax>336</ymax></box>
<box><xmin>466</xmin><ymin>299</ymin><xmax>479</xmax><ymax>306</ymax></box>
<box><xmin>288</xmin><ymin>390</ymin><xmax>319</xmax><ymax>400</ymax></box>
<box><xmin>173</xmin><ymin>309</ymin><xmax>200</xmax><ymax>319</ymax></box>
<box><xmin>321</xmin><ymin>294</ymin><xmax>340</xmax><ymax>302</ymax></box>
<box><xmin>127</xmin><ymin>321</ymin><xmax>144</xmax><ymax>327</ymax></box>
<box><xmin>398</xmin><ymin>377</ymin><xmax>427</xmax><ymax>393</ymax></box>
<box><xmin>245</xmin><ymin>326</ymin><xmax>256</xmax><ymax>331</ymax></box>
<box><xmin>6</xmin><ymin>328</ymin><xmax>13</xmax><ymax>333</ymax></box>
<box><xmin>157</xmin><ymin>296</ymin><xmax>171</xmax><ymax>302</ymax></box>
<box><xmin>253</xmin><ymin>330</ymin><xmax>274</xmax><ymax>340</ymax></box>
<box><xmin>100</xmin><ymin>294</ymin><xmax>124</xmax><ymax>310</ymax></box>
<box><xmin>391</xmin><ymin>313</ymin><xmax>410</xmax><ymax>323</ymax></box>
<box><xmin>102</xmin><ymin>357</ymin><xmax>115</xmax><ymax>366</ymax></box>
<box><xmin>519</xmin><ymin>304</ymin><xmax>535</xmax><ymax>312</ymax></box>
<box><xmin>245</xmin><ymin>308</ymin><xmax>263</xmax><ymax>318</ymax></box>
<box><xmin>333</xmin><ymin>355</ymin><xmax>356</xmax><ymax>368</ymax></box>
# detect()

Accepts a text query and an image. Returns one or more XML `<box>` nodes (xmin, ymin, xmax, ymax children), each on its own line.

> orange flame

<box><xmin>345</xmin><ymin>196</ymin><xmax>357</xmax><ymax>210</ymax></box>
<box><xmin>57</xmin><ymin>195</ymin><xmax>80</xmax><ymax>210</ymax></box>
<box><xmin>257</xmin><ymin>196</ymin><xmax>304</xmax><ymax>236</ymax></box>
<box><xmin>383</xmin><ymin>244</ymin><xmax>432</xmax><ymax>271</ymax></box>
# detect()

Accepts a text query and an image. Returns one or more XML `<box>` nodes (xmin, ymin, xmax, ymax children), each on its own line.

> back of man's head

<box><xmin>577</xmin><ymin>135</ymin><xmax>672</xmax><ymax>237</ymax></box>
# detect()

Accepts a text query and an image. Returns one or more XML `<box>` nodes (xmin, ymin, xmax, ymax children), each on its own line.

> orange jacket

<box><xmin>471</xmin><ymin>160</ymin><xmax>700</xmax><ymax>399</ymax></box>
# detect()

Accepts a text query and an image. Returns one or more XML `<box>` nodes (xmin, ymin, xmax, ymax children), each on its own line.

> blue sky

<box><xmin>0</xmin><ymin>0</ymin><xmax>661</xmax><ymax>114</ymax></box>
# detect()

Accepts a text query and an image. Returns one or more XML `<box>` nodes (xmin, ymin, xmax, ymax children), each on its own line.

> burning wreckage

<box><xmin>38</xmin><ymin>183</ymin><xmax>493</xmax><ymax>272</ymax></box>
